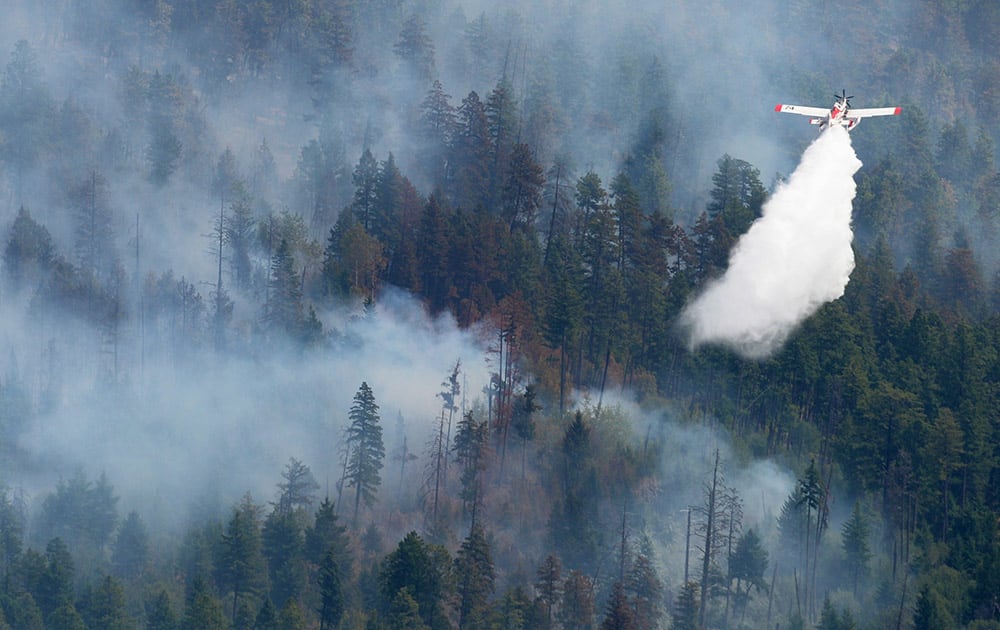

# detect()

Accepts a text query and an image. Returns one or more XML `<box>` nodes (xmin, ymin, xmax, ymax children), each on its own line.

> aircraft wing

<box><xmin>774</xmin><ymin>104</ymin><xmax>829</xmax><ymax>117</ymax></box>
<box><xmin>850</xmin><ymin>106</ymin><xmax>902</xmax><ymax>118</ymax></box>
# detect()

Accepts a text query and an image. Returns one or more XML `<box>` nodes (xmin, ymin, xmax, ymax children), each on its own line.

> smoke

<box><xmin>11</xmin><ymin>288</ymin><xmax>492</xmax><ymax>531</ymax></box>
<box><xmin>680</xmin><ymin>125</ymin><xmax>862</xmax><ymax>358</ymax></box>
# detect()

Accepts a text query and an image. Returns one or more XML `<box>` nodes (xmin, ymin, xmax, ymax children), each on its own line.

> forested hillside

<box><xmin>0</xmin><ymin>0</ymin><xmax>997</xmax><ymax>628</ymax></box>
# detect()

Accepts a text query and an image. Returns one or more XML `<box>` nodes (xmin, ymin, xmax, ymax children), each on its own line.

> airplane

<box><xmin>775</xmin><ymin>90</ymin><xmax>901</xmax><ymax>131</ymax></box>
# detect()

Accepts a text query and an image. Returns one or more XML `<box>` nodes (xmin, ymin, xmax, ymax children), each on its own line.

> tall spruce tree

<box><xmin>454</xmin><ymin>525</ymin><xmax>495</xmax><ymax>629</ymax></box>
<box><xmin>345</xmin><ymin>382</ymin><xmax>385</xmax><ymax>526</ymax></box>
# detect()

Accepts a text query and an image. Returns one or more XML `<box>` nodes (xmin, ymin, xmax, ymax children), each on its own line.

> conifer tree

<box><xmin>671</xmin><ymin>581</ymin><xmax>699</xmax><ymax>630</ymax></box>
<box><xmin>219</xmin><ymin>494</ymin><xmax>267</xmax><ymax>624</ymax></box>
<box><xmin>266</xmin><ymin>238</ymin><xmax>304</xmax><ymax>338</ymax></box>
<box><xmin>380</xmin><ymin>531</ymin><xmax>450</xmax><ymax>630</ymax></box>
<box><xmin>558</xmin><ymin>569</ymin><xmax>594</xmax><ymax>630</ymax></box>
<box><xmin>599</xmin><ymin>581</ymin><xmax>636</xmax><ymax>630</ymax></box>
<box><xmin>318</xmin><ymin>549</ymin><xmax>344</xmax><ymax>630</ymax></box>
<box><xmin>146</xmin><ymin>590</ymin><xmax>178</xmax><ymax>630</ymax></box>
<box><xmin>454</xmin><ymin>525</ymin><xmax>495</xmax><ymax>629</ymax></box>
<box><xmin>182</xmin><ymin>576</ymin><xmax>227</xmax><ymax>630</ymax></box>
<box><xmin>111</xmin><ymin>511</ymin><xmax>149</xmax><ymax>579</ymax></box>
<box><xmin>841</xmin><ymin>502</ymin><xmax>871</xmax><ymax>595</ymax></box>
<box><xmin>535</xmin><ymin>554</ymin><xmax>562</xmax><ymax>627</ymax></box>
<box><xmin>345</xmin><ymin>382</ymin><xmax>385</xmax><ymax>526</ymax></box>
<box><xmin>352</xmin><ymin>148</ymin><xmax>380</xmax><ymax>231</ymax></box>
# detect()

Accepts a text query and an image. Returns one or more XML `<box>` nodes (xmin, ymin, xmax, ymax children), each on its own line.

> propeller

<box><xmin>834</xmin><ymin>89</ymin><xmax>854</xmax><ymax>107</ymax></box>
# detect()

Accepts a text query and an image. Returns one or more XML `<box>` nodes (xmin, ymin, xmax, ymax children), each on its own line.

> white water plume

<box><xmin>681</xmin><ymin>125</ymin><xmax>862</xmax><ymax>358</ymax></box>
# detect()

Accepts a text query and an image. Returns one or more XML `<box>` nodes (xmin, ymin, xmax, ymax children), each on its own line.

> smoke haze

<box><xmin>680</xmin><ymin>125</ymin><xmax>862</xmax><ymax>358</ymax></box>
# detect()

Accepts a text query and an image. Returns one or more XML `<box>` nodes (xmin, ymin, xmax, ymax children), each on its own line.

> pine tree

<box><xmin>265</xmin><ymin>239</ymin><xmax>304</xmax><ymax>338</ymax></box>
<box><xmin>262</xmin><ymin>507</ymin><xmax>305</xmax><ymax>608</ymax></box>
<box><xmin>111</xmin><ymin>511</ymin><xmax>149</xmax><ymax>579</ymax></box>
<box><xmin>219</xmin><ymin>493</ymin><xmax>267</xmax><ymax>624</ymax></box>
<box><xmin>146</xmin><ymin>590</ymin><xmax>178</xmax><ymax>630</ymax></box>
<box><xmin>599</xmin><ymin>581</ymin><xmax>637</xmax><ymax>630</ymax></box>
<box><xmin>182</xmin><ymin>577</ymin><xmax>227</xmax><ymax>630</ymax></box>
<box><xmin>345</xmin><ymin>382</ymin><xmax>385</xmax><ymax>526</ymax></box>
<box><xmin>452</xmin><ymin>411</ymin><xmax>489</xmax><ymax>521</ymax></box>
<box><xmin>671</xmin><ymin>581</ymin><xmax>699</xmax><ymax>630</ymax></box>
<box><xmin>394</xmin><ymin>14</ymin><xmax>435</xmax><ymax>80</ymax></box>
<box><xmin>3</xmin><ymin>206</ymin><xmax>55</xmax><ymax>288</ymax></box>
<box><xmin>380</xmin><ymin>531</ymin><xmax>450</xmax><ymax>630</ymax></box>
<box><xmin>418</xmin><ymin>81</ymin><xmax>456</xmax><ymax>189</ymax></box>
<box><xmin>70</xmin><ymin>170</ymin><xmax>116</xmax><ymax>281</ymax></box>
<box><xmin>625</xmin><ymin>552</ymin><xmax>663</xmax><ymax>630</ymax></box>
<box><xmin>558</xmin><ymin>570</ymin><xmax>594</xmax><ymax>630</ymax></box>
<box><xmin>728</xmin><ymin>528</ymin><xmax>768</xmax><ymax>622</ymax></box>
<box><xmin>305</xmin><ymin>497</ymin><xmax>351</xmax><ymax>571</ymax></box>
<box><xmin>841</xmin><ymin>502</ymin><xmax>871</xmax><ymax>595</ymax></box>
<box><xmin>78</xmin><ymin>574</ymin><xmax>130</xmax><ymax>630</ymax></box>
<box><xmin>449</xmin><ymin>91</ymin><xmax>492</xmax><ymax>212</ymax></box>
<box><xmin>318</xmin><ymin>548</ymin><xmax>344</xmax><ymax>630</ymax></box>
<box><xmin>353</xmin><ymin>148</ymin><xmax>380</xmax><ymax>231</ymax></box>
<box><xmin>387</xmin><ymin>587</ymin><xmax>431</xmax><ymax>630</ymax></box>
<box><xmin>501</xmin><ymin>143</ymin><xmax>545</xmax><ymax>233</ymax></box>
<box><xmin>454</xmin><ymin>525</ymin><xmax>495</xmax><ymax>629</ymax></box>
<box><xmin>535</xmin><ymin>554</ymin><xmax>562</xmax><ymax>628</ymax></box>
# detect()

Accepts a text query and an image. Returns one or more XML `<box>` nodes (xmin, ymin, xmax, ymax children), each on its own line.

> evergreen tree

<box><xmin>111</xmin><ymin>510</ymin><xmax>149</xmax><ymax>579</ymax></box>
<box><xmin>3</xmin><ymin>206</ymin><xmax>55</xmax><ymax>288</ymax></box>
<box><xmin>671</xmin><ymin>581</ymin><xmax>699</xmax><ymax>630</ymax></box>
<box><xmin>0</xmin><ymin>486</ymin><xmax>23</xmax><ymax>579</ymax></box>
<box><xmin>219</xmin><ymin>493</ymin><xmax>267</xmax><ymax>624</ymax></box>
<box><xmin>418</xmin><ymin>81</ymin><xmax>456</xmax><ymax>189</ymax></box>
<box><xmin>706</xmin><ymin>154</ymin><xmax>765</xmax><ymax>238</ymax></box>
<box><xmin>454</xmin><ymin>525</ymin><xmax>495</xmax><ymax>629</ymax></box>
<box><xmin>34</xmin><ymin>538</ymin><xmax>74</xmax><ymax>620</ymax></box>
<box><xmin>69</xmin><ymin>170</ymin><xmax>116</xmax><ymax>281</ymax></box>
<box><xmin>318</xmin><ymin>548</ymin><xmax>344</xmax><ymax>630</ymax></box>
<box><xmin>353</xmin><ymin>148</ymin><xmax>380</xmax><ymax>231</ymax></box>
<box><xmin>599</xmin><ymin>581</ymin><xmax>636</xmax><ymax>630</ymax></box>
<box><xmin>182</xmin><ymin>577</ymin><xmax>227</xmax><ymax>630</ymax></box>
<box><xmin>380</xmin><ymin>531</ymin><xmax>451</xmax><ymax>630</ymax></box>
<box><xmin>146</xmin><ymin>590</ymin><xmax>178</xmax><ymax>630</ymax></box>
<box><xmin>841</xmin><ymin>502</ymin><xmax>871</xmax><ymax>595</ymax></box>
<box><xmin>387</xmin><ymin>587</ymin><xmax>431</xmax><ymax>630</ymax></box>
<box><xmin>534</xmin><ymin>554</ymin><xmax>562</xmax><ymax>628</ymax></box>
<box><xmin>262</xmin><ymin>507</ymin><xmax>306</xmax><ymax>608</ymax></box>
<box><xmin>625</xmin><ymin>551</ymin><xmax>663</xmax><ymax>630</ymax></box>
<box><xmin>449</xmin><ymin>91</ymin><xmax>492</xmax><ymax>212</ymax></box>
<box><xmin>278</xmin><ymin>599</ymin><xmax>307</xmax><ymax>630</ymax></box>
<box><xmin>345</xmin><ymin>382</ymin><xmax>385</xmax><ymax>526</ymax></box>
<box><xmin>452</xmin><ymin>410</ymin><xmax>489</xmax><ymax>521</ymax></box>
<box><xmin>501</xmin><ymin>143</ymin><xmax>545</xmax><ymax>233</ymax></box>
<box><xmin>394</xmin><ymin>14</ymin><xmax>435</xmax><ymax>81</ymax></box>
<box><xmin>305</xmin><ymin>497</ymin><xmax>351</xmax><ymax>570</ymax></box>
<box><xmin>265</xmin><ymin>238</ymin><xmax>305</xmax><ymax>338</ymax></box>
<box><xmin>255</xmin><ymin>598</ymin><xmax>279</xmax><ymax>630</ymax></box>
<box><xmin>78</xmin><ymin>574</ymin><xmax>130</xmax><ymax>630</ymax></box>
<box><xmin>728</xmin><ymin>528</ymin><xmax>768</xmax><ymax>622</ymax></box>
<box><xmin>558</xmin><ymin>570</ymin><xmax>594</xmax><ymax>630</ymax></box>
<box><xmin>275</xmin><ymin>458</ymin><xmax>320</xmax><ymax>516</ymax></box>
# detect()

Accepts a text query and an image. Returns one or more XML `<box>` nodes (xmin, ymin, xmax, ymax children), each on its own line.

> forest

<box><xmin>0</xmin><ymin>0</ymin><xmax>998</xmax><ymax>628</ymax></box>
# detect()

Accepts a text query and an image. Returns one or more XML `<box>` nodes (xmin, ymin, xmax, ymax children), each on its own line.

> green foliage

<box><xmin>346</xmin><ymin>381</ymin><xmax>386</xmax><ymax>526</ymax></box>
<box><xmin>671</xmin><ymin>581</ymin><xmax>699</xmax><ymax>630</ymax></box>
<box><xmin>219</xmin><ymin>493</ymin><xmax>268</xmax><ymax>623</ymax></box>
<box><xmin>380</xmin><ymin>532</ymin><xmax>451</xmax><ymax>630</ymax></box>
<box><xmin>77</xmin><ymin>574</ymin><xmax>131</xmax><ymax>630</ymax></box>
<box><xmin>454</xmin><ymin>525</ymin><xmax>495</xmax><ymax>628</ymax></box>
<box><xmin>182</xmin><ymin>577</ymin><xmax>228</xmax><ymax>630</ymax></box>
<box><xmin>146</xmin><ymin>590</ymin><xmax>178</xmax><ymax>630</ymax></box>
<box><xmin>112</xmin><ymin>510</ymin><xmax>150</xmax><ymax>579</ymax></box>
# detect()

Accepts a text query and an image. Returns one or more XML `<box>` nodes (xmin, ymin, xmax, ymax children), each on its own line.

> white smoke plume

<box><xmin>680</xmin><ymin>125</ymin><xmax>862</xmax><ymax>358</ymax></box>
